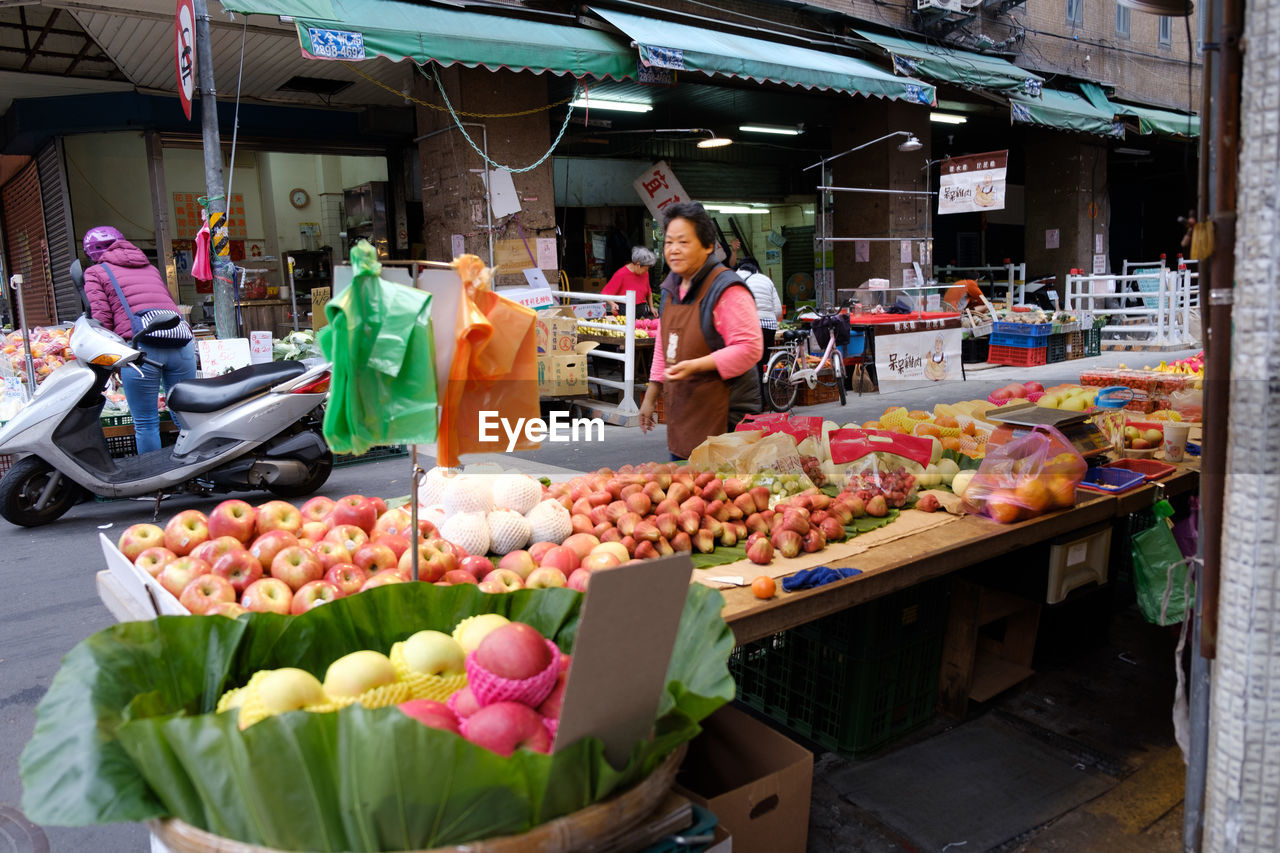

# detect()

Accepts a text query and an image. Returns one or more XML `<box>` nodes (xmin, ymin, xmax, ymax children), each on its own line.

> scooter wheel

<box><xmin>0</xmin><ymin>456</ymin><xmax>85</xmax><ymax>527</ymax></box>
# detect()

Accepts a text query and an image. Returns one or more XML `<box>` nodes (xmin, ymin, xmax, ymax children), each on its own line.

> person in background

<box><xmin>81</xmin><ymin>226</ymin><xmax>197</xmax><ymax>455</ymax></box>
<box><xmin>601</xmin><ymin>246</ymin><xmax>657</xmax><ymax>316</ymax></box>
<box><xmin>735</xmin><ymin>257</ymin><xmax>784</xmax><ymax>394</ymax></box>
<box><xmin>638</xmin><ymin>202</ymin><xmax>763</xmax><ymax>459</ymax></box>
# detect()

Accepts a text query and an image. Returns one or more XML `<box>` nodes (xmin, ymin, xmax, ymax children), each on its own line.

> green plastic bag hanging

<box><xmin>317</xmin><ymin>241</ymin><xmax>438</xmax><ymax>455</ymax></box>
<box><xmin>1131</xmin><ymin>501</ymin><xmax>1194</xmax><ymax>626</ymax></box>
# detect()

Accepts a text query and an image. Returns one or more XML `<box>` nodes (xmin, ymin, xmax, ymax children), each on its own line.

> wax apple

<box><xmin>270</xmin><ymin>546</ymin><xmax>324</xmax><ymax>591</ymax></box>
<box><xmin>324</xmin><ymin>524</ymin><xmax>369</xmax><ymax>553</ymax></box>
<box><xmin>158</xmin><ymin>555</ymin><xmax>211</xmax><ymax>599</ymax></box>
<box><xmin>211</xmin><ymin>548</ymin><xmax>264</xmax><ymax>593</ymax></box>
<box><xmin>481</xmin><ymin>569</ymin><xmax>524</xmax><ymax>592</ymax></box>
<box><xmin>324</xmin><ymin>563</ymin><xmax>367</xmax><ymax>596</ymax></box>
<box><xmin>240</xmin><ymin>577</ymin><xmax>293</xmax><ymax>614</ymax></box>
<box><xmin>291</xmin><ymin>580</ymin><xmax>342</xmax><ymax>614</ymax></box>
<box><xmin>312</xmin><ymin>540</ymin><xmax>353</xmax><ymax>572</ymax></box>
<box><xmin>134</xmin><ymin>546</ymin><xmax>177</xmax><ymax>578</ymax></box>
<box><xmin>330</xmin><ymin>494</ymin><xmax>378</xmax><ymax>533</ymax></box>
<box><xmin>299</xmin><ymin>495</ymin><xmax>335</xmax><ymax>524</ymax></box>
<box><xmin>179</xmin><ymin>573</ymin><xmax>236</xmax><ymax>614</ymax></box>
<box><xmin>255</xmin><ymin>500</ymin><xmax>303</xmax><ymax>537</ymax></box>
<box><xmin>190</xmin><ymin>536</ymin><xmax>244</xmax><ymax>565</ymax></box>
<box><xmin>400</xmin><ymin>630</ymin><xmax>466</xmax><ymax>677</ymax></box>
<box><xmin>206</xmin><ymin>499</ymin><xmax>258</xmax><ymax>544</ymax></box>
<box><xmin>250</xmin><ymin>529</ymin><xmax>300</xmax><ymax>571</ymax></box>
<box><xmin>398</xmin><ymin>699</ymin><xmax>460</xmax><ymax>734</ymax></box>
<box><xmin>118</xmin><ymin>523</ymin><xmax>164</xmax><ymax>561</ymax></box>
<box><xmin>497</xmin><ymin>550</ymin><xmax>537</xmax><ymax>580</ymax></box>
<box><xmin>526</xmin><ymin>567</ymin><xmax>568</xmax><ymax>589</ymax></box>
<box><xmin>163</xmin><ymin>510</ymin><xmax>210</xmax><ymax>557</ymax></box>
<box><xmin>464</xmin><ymin>702</ymin><xmax>552</xmax><ymax>756</ymax></box>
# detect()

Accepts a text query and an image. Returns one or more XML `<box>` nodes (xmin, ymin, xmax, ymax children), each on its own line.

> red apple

<box><xmin>372</xmin><ymin>533</ymin><xmax>410</xmax><ymax>561</ymax></box>
<box><xmin>449</xmin><ymin>686</ymin><xmax>481</xmax><ymax>719</ymax></box>
<box><xmin>134</xmin><ymin>546</ymin><xmax>177</xmax><ymax>578</ymax></box>
<box><xmin>372</xmin><ymin>507</ymin><xmax>413</xmax><ymax>539</ymax></box>
<box><xmin>299</xmin><ymin>520</ymin><xmax>329</xmax><ymax>543</ymax></box>
<box><xmin>351</xmin><ymin>541</ymin><xmax>399</xmax><ymax>575</ymax></box>
<box><xmin>526</xmin><ymin>566</ymin><xmax>568</xmax><ymax>589</ymax></box>
<box><xmin>464</xmin><ymin>702</ymin><xmax>552</xmax><ymax>756</ymax></box>
<box><xmin>300</xmin><ymin>495</ymin><xmax>335</xmax><ymax>524</ymax></box>
<box><xmin>361</xmin><ymin>570</ymin><xmax>408</xmax><ymax>591</ymax></box>
<box><xmin>567</xmin><ymin>568</ymin><xmax>592</xmax><ymax>592</ymax></box>
<box><xmin>475</xmin><ymin>623</ymin><xmax>552</xmax><ymax>680</ymax></box>
<box><xmin>291</xmin><ymin>579</ymin><xmax>341</xmax><ymax>614</ymax></box>
<box><xmin>190</xmin><ymin>535</ymin><xmax>243</xmax><ymax>566</ymax></box>
<box><xmin>537</xmin><ymin>671</ymin><xmax>569</xmax><ymax>719</ymax></box>
<box><xmin>497</xmin><ymin>549</ymin><xmax>537</xmax><ymax>580</ymax></box>
<box><xmin>163</xmin><ymin>509</ymin><xmax>210</xmax><ymax>557</ymax></box>
<box><xmin>581</xmin><ymin>551</ymin><xmax>621</xmax><ymax>571</ymax></box>
<box><xmin>369</xmin><ymin>496</ymin><xmax>388</xmax><ymax>516</ymax></box>
<box><xmin>206</xmin><ymin>601</ymin><xmax>248</xmax><ymax>619</ymax></box>
<box><xmin>527</xmin><ymin>541</ymin><xmax>557</xmax><ymax>563</ymax></box>
<box><xmin>398</xmin><ymin>540</ymin><xmax>456</xmax><ymax>582</ymax></box>
<box><xmin>561</xmin><ymin>533</ymin><xmax>600</xmax><ymax>562</ymax></box>
<box><xmin>481</xmin><ymin>568</ymin><xmax>525</xmax><ymax>591</ymax></box>
<box><xmin>434</xmin><ymin>538</ymin><xmax>468</xmax><ymax>562</ymax></box>
<box><xmin>250</xmin><ymin>529</ymin><xmax>300</xmax><ymax>572</ymax></box>
<box><xmin>270</xmin><ymin>545</ymin><xmax>324</xmax><ymax>591</ymax></box>
<box><xmin>539</xmin><ymin>545</ymin><xmax>579</xmax><ymax>574</ymax></box>
<box><xmin>324</xmin><ymin>563</ymin><xmax>367</xmax><ymax>596</ymax></box>
<box><xmin>324</xmin><ymin>524</ymin><xmax>369</xmax><ymax>554</ymax></box>
<box><xmin>240</xmin><ymin>577</ymin><xmax>293</xmax><ymax>614</ymax></box>
<box><xmin>442</xmin><ymin>569</ymin><xmax>480</xmax><ymax>585</ymax></box>
<box><xmin>210</xmin><ymin>548</ymin><xmax>264</xmax><ymax>593</ymax></box>
<box><xmin>157</xmin><ymin>555</ymin><xmax>210</xmax><ymax>600</ymax></box>
<box><xmin>453</xmin><ymin>554</ymin><xmax>491</xmax><ymax>582</ymax></box>
<box><xmin>255</xmin><ymin>500</ymin><xmax>303</xmax><ymax>537</ymax></box>
<box><xmin>118</xmin><ymin>523</ymin><xmax>164</xmax><ymax>561</ymax></box>
<box><xmin>398</xmin><ymin>699</ymin><xmax>460</xmax><ymax>734</ymax></box>
<box><xmin>312</xmin><ymin>540</ymin><xmax>353</xmax><ymax>572</ymax></box>
<box><xmin>330</xmin><ymin>494</ymin><xmax>378</xmax><ymax>533</ymax></box>
<box><xmin>206</xmin><ymin>499</ymin><xmax>258</xmax><ymax>544</ymax></box>
<box><xmin>179</xmin><ymin>573</ymin><xmax>236</xmax><ymax>614</ymax></box>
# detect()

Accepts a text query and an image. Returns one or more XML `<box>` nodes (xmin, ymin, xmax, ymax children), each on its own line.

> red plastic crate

<box><xmin>987</xmin><ymin>344</ymin><xmax>1048</xmax><ymax>367</ymax></box>
<box><xmin>0</xmin><ymin>453</ymin><xmax>11</xmax><ymax>478</ymax></box>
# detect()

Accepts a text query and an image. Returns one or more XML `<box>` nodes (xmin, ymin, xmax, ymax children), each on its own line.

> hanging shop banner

<box><xmin>873</xmin><ymin>326</ymin><xmax>964</xmax><ymax>392</ymax></box>
<box><xmin>633</xmin><ymin>161</ymin><xmax>689</xmax><ymax>219</ymax></box>
<box><xmin>938</xmin><ymin>150</ymin><xmax>1008</xmax><ymax>215</ymax></box>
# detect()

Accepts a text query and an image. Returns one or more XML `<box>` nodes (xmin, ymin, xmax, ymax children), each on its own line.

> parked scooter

<box><xmin>0</xmin><ymin>316</ymin><xmax>333</xmax><ymax>526</ymax></box>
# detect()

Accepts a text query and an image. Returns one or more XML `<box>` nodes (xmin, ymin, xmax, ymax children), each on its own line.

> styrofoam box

<box><xmin>1046</xmin><ymin>526</ymin><xmax>1112</xmax><ymax>605</ymax></box>
<box><xmin>100</xmin><ymin>532</ymin><xmax>189</xmax><ymax>616</ymax></box>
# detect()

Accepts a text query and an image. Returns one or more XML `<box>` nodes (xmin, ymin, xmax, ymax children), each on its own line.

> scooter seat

<box><xmin>167</xmin><ymin>360</ymin><xmax>307</xmax><ymax>414</ymax></box>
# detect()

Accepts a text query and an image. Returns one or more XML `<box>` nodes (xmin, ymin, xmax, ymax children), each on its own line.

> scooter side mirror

<box><xmin>69</xmin><ymin>259</ymin><xmax>84</xmax><ymax>290</ymax></box>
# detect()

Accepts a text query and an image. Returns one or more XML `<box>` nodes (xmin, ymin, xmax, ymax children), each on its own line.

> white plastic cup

<box><xmin>1163</xmin><ymin>421</ymin><xmax>1191</xmax><ymax>462</ymax></box>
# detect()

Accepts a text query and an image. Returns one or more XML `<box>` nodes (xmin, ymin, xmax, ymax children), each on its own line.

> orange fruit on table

<box><xmin>914</xmin><ymin>423</ymin><xmax>943</xmax><ymax>438</ymax></box>
<box><xmin>942</xmin><ymin>436</ymin><xmax>962</xmax><ymax>452</ymax></box>
<box><xmin>908</xmin><ymin>410</ymin><xmax>931</xmax><ymax>420</ymax></box>
<box><xmin>961</xmin><ymin>421</ymin><xmax>977</xmax><ymax>436</ymax></box>
<box><xmin>986</xmin><ymin>490</ymin><xmax>1023</xmax><ymax>524</ymax></box>
<box><xmin>751</xmin><ymin>576</ymin><xmax>777</xmax><ymax>599</ymax></box>
<box><xmin>1013</xmin><ymin>478</ymin><xmax>1053</xmax><ymax>515</ymax></box>
<box><xmin>1045</xmin><ymin>474</ymin><xmax>1078</xmax><ymax>508</ymax></box>
<box><xmin>863</xmin><ymin>420</ymin><xmax>882</xmax><ymax>429</ymax></box>
<box><xmin>936</xmin><ymin>415</ymin><xmax>960</xmax><ymax>429</ymax></box>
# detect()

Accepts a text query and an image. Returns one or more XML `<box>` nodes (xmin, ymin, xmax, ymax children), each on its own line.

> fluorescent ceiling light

<box><xmin>739</xmin><ymin>124</ymin><xmax>801</xmax><ymax>136</ymax></box>
<box><xmin>1115</xmin><ymin>147</ymin><xmax>1152</xmax><ymax>156</ymax></box>
<box><xmin>706</xmin><ymin>205</ymin><xmax>769</xmax><ymax>214</ymax></box>
<box><xmin>930</xmin><ymin>113</ymin><xmax>968</xmax><ymax>125</ymax></box>
<box><xmin>697</xmin><ymin>135</ymin><xmax>734</xmax><ymax>148</ymax></box>
<box><xmin>568</xmin><ymin>98</ymin><xmax>652</xmax><ymax>113</ymax></box>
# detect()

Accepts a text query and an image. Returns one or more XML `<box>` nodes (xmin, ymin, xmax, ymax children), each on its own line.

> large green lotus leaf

<box><xmin>21</xmin><ymin>582</ymin><xmax>732</xmax><ymax>850</ymax></box>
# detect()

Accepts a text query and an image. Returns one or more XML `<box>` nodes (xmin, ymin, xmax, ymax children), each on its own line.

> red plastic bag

<box><xmin>773</xmin><ymin>416</ymin><xmax>823</xmax><ymax>443</ymax></box>
<box><xmin>735</xmin><ymin>412</ymin><xmax>790</xmax><ymax>432</ymax></box>
<box><xmin>828</xmin><ymin>429</ymin><xmax>933</xmax><ymax>508</ymax></box>
<box><xmin>962</xmin><ymin>425</ymin><xmax>1087</xmax><ymax>523</ymax></box>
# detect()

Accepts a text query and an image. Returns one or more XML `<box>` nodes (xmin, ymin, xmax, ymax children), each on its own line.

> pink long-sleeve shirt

<box><xmin>649</xmin><ymin>284</ymin><xmax>763</xmax><ymax>382</ymax></box>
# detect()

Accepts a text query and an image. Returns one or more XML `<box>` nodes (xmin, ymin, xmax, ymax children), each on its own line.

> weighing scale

<box><xmin>985</xmin><ymin>403</ymin><xmax>1113</xmax><ymax>460</ymax></box>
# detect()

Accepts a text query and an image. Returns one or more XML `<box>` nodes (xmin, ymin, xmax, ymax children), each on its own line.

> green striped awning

<box><xmin>853</xmin><ymin>30</ymin><xmax>1043</xmax><ymax>97</ymax></box>
<box><xmin>591</xmin><ymin>7</ymin><xmax>935</xmax><ymax>105</ymax></box>
<box><xmin>1114</xmin><ymin>103</ymin><xmax>1200</xmax><ymax>137</ymax></box>
<box><xmin>218</xmin><ymin>0</ymin><xmax>636</xmax><ymax>80</ymax></box>
<box><xmin>1010</xmin><ymin>88</ymin><xmax>1125</xmax><ymax>138</ymax></box>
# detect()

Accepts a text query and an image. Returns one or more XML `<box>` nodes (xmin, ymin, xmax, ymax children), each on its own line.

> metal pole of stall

<box><xmin>287</xmin><ymin>256</ymin><xmax>299</xmax><ymax>333</ymax></box>
<box><xmin>409</xmin><ymin>260</ymin><xmax>422</xmax><ymax>582</ymax></box>
<box><xmin>8</xmin><ymin>276</ymin><xmax>36</xmax><ymax>390</ymax></box>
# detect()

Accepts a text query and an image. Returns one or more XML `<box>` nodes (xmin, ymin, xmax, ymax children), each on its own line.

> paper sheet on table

<box><xmin>691</xmin><ymin>510</ymin><xmax>959</xmax><ymax>589</ymax></box>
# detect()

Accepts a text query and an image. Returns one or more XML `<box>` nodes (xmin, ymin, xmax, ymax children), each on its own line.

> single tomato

<box><xmin>751</xmin><ymin>575</ymin><xmax>777</xmax><ymax>599</ymax></box>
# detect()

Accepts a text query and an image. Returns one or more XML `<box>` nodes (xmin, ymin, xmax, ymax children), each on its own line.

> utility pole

<box><xmin>193</xmin><ymin>0</ymin><xmax>236</xmax><ymax>339</ymax></box>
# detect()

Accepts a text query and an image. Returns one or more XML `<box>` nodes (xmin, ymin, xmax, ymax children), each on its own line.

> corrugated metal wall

<box><xmin>37</xmin><ymin>139</ymin><xmax>80</xmax><ymax>323</ymax></box>
<box><xmin>0</xmin><ymin>160</ymin><xmax>58</xmax><ymax>328</ymax></box>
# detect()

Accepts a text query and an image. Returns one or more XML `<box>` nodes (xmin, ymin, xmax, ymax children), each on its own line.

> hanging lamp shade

<box><xmin>1117</xmin><ymin>0</ymin><xmax>1193</xmax><ymax>16</ymax></box>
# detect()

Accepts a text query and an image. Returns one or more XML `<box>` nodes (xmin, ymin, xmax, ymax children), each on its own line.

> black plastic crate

<box><xmin>1046</xmin><ymin>333</ymin><xmax>1067</xmax><ymax>364</ymax></box>
<box><xmin>106</xmin><ymin>433</ymin><xmax>136</xmax><ymax>458</ymax></box>
<box><xmin>961</xmin><ymin>337</ymin><xmax>990</xmax><ymax>364</ymax></box>
<box><xmin>1086</xmin><ymin>328</ymin><xmax>1102</xmax><ymax>357</ymax></box>
<box><xmin>729</xmin><ymin>578</ymin><xmax>951</xmax><ymax>758</ymax></box>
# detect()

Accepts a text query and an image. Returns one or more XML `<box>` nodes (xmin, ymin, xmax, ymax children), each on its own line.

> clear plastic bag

<box><xmin>962</xmin><ymin>425</ymin><xmax>1086</xmax><ymax>523</ymax></box>
<box><xmin>828</xmin><ymin>429</ymin><xmax>933</xmax><ymax>508</ymax></box>
<box><xmin>735</xmin><ymin>432</ymin><xmax>817</xmax><ymax>497</ymax></box>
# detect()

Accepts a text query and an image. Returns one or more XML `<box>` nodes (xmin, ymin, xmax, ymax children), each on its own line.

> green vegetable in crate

<box><xmin>272</xmin><ymin>329</ymin><xmax>323</xmax><ymax>361</ymax></box>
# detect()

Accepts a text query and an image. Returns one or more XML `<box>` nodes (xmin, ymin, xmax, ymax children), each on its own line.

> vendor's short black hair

<box><xmin>736</xmin><ymin>258</ymin><xmax>760</xmax><ymax>275</ymax></box>
<box><xmin>661</xmin><ymin>201</ymin><xmax>717</xmax><ymax>249</ymax></box>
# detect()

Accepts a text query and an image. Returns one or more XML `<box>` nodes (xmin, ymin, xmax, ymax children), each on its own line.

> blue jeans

<box><xmin>120</xmin><ymin>340</ymin><xmax>197</xmax><ymax>454</ymax></box>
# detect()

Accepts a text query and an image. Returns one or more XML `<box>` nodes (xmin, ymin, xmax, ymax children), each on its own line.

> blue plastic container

<box><xmin>1078</xmin><ymin>466</ymin><xmax>1147</xmax><ymax>494</ymax></box>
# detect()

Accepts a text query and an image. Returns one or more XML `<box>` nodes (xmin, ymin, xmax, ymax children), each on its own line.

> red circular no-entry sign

<box><xmin>175</xmin><ymin>0</ymin><xmax>196</xmax><ymax>120</ymax></box>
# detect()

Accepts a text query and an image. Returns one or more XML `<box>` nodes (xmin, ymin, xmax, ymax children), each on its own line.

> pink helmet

<box><xmin>83</xmin><ymin>226</ymin><xmax>123</xmax><ymax>262</ymax></box>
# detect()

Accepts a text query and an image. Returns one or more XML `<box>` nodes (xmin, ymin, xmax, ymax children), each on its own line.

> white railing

<box><xmin>1063</xmin><ymin>267</ymin><xmax>1197</xmax><ymax>347</ymax></box>
<box><xmin>934</xmin><ymin>262</ymin><xmax>1027</xmax><ymax>305</ymax></box>
<box><xmin>552</xmin><ymin>290</ymin><xmax>640</xmax><ymax>416</ymax></box>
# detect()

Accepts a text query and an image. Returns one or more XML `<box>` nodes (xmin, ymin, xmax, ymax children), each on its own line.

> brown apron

<box><xmin>661</xmin><ymin>266</ymin><xmax>732</xmax><ymax>459</ymax></box>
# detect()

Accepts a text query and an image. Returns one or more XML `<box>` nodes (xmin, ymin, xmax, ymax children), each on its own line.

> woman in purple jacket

<box><xmin>81</xmin><ymin>226</ymin><xmax>197</xmax><ymax>454</ymax></box>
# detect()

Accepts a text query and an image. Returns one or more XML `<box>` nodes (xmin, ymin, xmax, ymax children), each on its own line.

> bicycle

<box><xmin>764</xmin><ymin>307</ymin><xmax>847</xmax><ymax>411</ymax></box>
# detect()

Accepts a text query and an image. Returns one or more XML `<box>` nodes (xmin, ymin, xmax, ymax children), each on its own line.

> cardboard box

<box><xmin>100</xmin><ymin>533</ymin><xmax>188</xmax><ymax>616</ymax></box>
<box><xmin>538</xmin><ymin>342</ymin><xmax>597</xmax><ymax>397</ymax></box>
<box><xmin>674</xmin><ymin>706</ymin><xmax>813</xmax><ymax>853</ymax></box>
<box><xmin>535</xmin><ymin>306</ymin><xmax>579</xmax><ymax>354</ymax></box>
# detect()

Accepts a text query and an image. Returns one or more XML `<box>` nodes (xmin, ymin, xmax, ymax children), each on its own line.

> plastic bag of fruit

<box><xmin>688</xmin><ymin>429</ymin><xmax>765</xmax><ymax>472</ymax></box>
<box><xmin>734</xmin><ymin>432</ymin><xmax>816</xmax><ymax>498</ymax></box>
<box><xmin>961</xmin><ymin>425</ymin><xmax>1086</xmax><ymax>524</ymax></box>
<box><xmin>828</xmin><ymin>429</ymin><xmax>933</xmax><ymax>509</ymax></box>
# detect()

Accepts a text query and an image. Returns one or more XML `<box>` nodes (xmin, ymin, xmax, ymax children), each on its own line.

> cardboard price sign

<box><xmin>197</xmin><ymin>338</ymin><xmax>251</xmax><ymax>377</ymax></box>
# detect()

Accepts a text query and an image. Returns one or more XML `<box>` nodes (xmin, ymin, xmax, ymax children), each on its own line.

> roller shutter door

<box><xmin>0</xmin><ymin>160</ymin><xmax>58</xmax><ymax>328</ymax></box>
<box><xmin>37</xmin><ymin>140</ymin><xmax>80</xmax><ymax>324</ymax></box>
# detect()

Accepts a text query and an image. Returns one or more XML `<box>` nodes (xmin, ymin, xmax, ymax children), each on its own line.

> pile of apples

<box><xmin>1123</xmin><ymin>424</ymin><xmax>1164</xmax><ymax>451</ymax></box>
<box><xmin>3</xmin><ymin>326</ymin><xmax>74</xmax><ymax>383</ymax></box>
<box><xmin>988</xmin><ymin>381</ymin><xmax>1043</xmax><ymax>405</ymax></box>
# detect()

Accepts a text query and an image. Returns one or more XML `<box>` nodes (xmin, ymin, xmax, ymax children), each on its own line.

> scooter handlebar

<box><xmin>140</xmin><ymin>356</ymin><xmax>164</xmax><ymax>370</ymax></box>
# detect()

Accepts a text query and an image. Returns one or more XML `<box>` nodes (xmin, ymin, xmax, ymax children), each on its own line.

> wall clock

<box><xmin>289</xmin><ymin>188</ymin><xmax>310</xmax><ymax>209</ymax></box>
